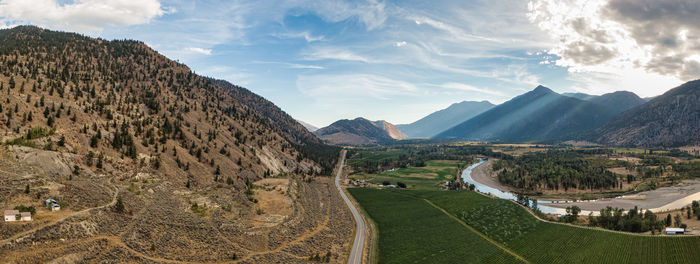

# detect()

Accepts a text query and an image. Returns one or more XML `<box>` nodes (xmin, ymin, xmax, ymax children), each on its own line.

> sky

<box><xmin>1</xmin><ymin>0</ymin><xmax>698</xmax><ymax>127</ymax></box>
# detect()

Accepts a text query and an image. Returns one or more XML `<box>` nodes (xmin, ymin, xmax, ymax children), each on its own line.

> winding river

<box><xmin>461</xmin><ymin>159</ymin><xmax>700</xmax><ymax>216</ymax></box>
<box><xmin>461</xmin><ymin>159</ymin><xmax>575</xmax><ymax>215</ymax></box>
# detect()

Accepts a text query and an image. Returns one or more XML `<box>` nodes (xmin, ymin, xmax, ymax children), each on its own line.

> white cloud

<box><xmin>252</xmin><ymin>61</ymin><xmax>324</xmax><ymax>69</ymax></box>
<box><xmin>274</xmin><ymin>31</ymin><xmax>325</xmax><ymax>42</ymax></box>
<box><xmin>186</xmin><ymin>47</ymin><xmax>212</xmax><ymax>55</ymax></box>
<box><xmin>567</xmin><ymin>68</ymin><xmax>682</xmax><ymax>98</ymax></box>
<box><xmin>527</xmin><ymin>0</ymin><xmax>699</xmax><ymax>82</ymax></box>
<box><xmin>306</xmin><ymin>0</ymin><xmax>387</xmax><ymax>30</ymax></box>
<box><xmin>0</xmin><ymin>0</ymin><xmax>170</xmax><ymax>33</ymax></box>
<box><xmin>297</xmin><ymin>74</ymin><xmax>418</xmax><ymax>101</ymax></box>
<box><xmin>411</xmin><ymin>15</ymin><xmax>500</xmax><ymax>44</ymax></box>
<box><xmin>301</xmin><ymin>46</ymin><xmax>371</xmax><ymax>63</ymax></box>
<box><xmin>394</xmin><ymin>41</ymin><xmax>407</xmax><ymax>47</ymax></box>
<box><xmin>439</xmin><ymin>82</ymin><xmax>505</xmax><ymax>96</ymax></box>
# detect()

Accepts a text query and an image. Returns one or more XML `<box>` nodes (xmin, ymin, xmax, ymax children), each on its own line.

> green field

<box><xmin>346</xmin><ymin>148</ymin><xmax>411</xmax><ymax>168</ymax></box>
<box><xmin>349</xmin><ymin>160</ymin><xmax>464</xmax><ymax>190</ymax></box>
<box><xmin>348</xmin><ymin>188</ymin><xmax>524</xmax><ymax>264</ymax></box>
<box><xmin>350</xmin><ymin>189</ymin><xmax>700</xmax><ymax>264</ymax></box>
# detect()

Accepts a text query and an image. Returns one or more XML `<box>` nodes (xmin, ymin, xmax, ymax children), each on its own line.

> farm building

<box><xmin>4</xmin><ymin>210</ymin><xmax>32</xmax><ymax>222</ymax></box>
<box><xmin>4</xmin><ymin>210</ymin><xmax>19</xmax><ymax>222</ymax></box>
<box><xmin>20</xmin><ymin>212</ymin><xmax>31</xmax><ymax>221</ymax></box>
<box><xmin>45</xmin><ymin>199</ymin><xmax>61</xmax><ymax>211</ymax></box>
<box><xmin>665</xmin><ymin>228</ymin><xmax>686</xmax><ymax>235</ymax></box>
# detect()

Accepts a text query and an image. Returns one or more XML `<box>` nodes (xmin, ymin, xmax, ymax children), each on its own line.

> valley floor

<box><xmin>349</xmin><ymin>188</ymin><xmax>700</xmax><ymax>264</ymax></box>
<box><xmin>472</xmin><ymin>160</ymin><xmax>700</xmax><ymax>213</ymax></box>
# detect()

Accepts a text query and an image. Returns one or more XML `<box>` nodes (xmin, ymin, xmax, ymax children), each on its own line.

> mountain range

<box><xmin>596</xmin><ymin>80</ymin><xmax>700</xmax><ymax>147</ymax></box>
<box><xmin>563</xmin><ymin>91</ymin><xmax>647</xmax><ymax>115</ymax></box>
<box><xmin>434</xmin><ymin>85</ymin><xmax>617</xmax><ymax>142</ymax></box>
<box><xmin>396</xmin><ymin>100</ymin><xmax>494</xmax><ymax>138</ymax></box>
<box><xmin>313</xmin><ymin>118</ymin><xmax>406</xmax><ymax>145</ymax></box>
<box><xmin>319</xmin><ymin>82</ymin><xmax>696</xmax><ymax>148</ymax></box>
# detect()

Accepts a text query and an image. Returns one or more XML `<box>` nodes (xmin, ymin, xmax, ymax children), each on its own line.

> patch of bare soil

<box><xmin>252</xmin><ymin>178</ymin><xmax>293</xmax><ymax>228</ymax></box>
<box><xmin>608</xmin><ymin>156</ymin><xmax>642</xmax><ymax>164</ymax></box>
<box><xmin>607</xmin><ymin>167</ymin><xmax>636</xmax><ymax>176</ymax></box>
<box><xmin>1</xmin><ymin>153</ymin><xmax>354</xmax><ymax>263</ymax></box>
<box><xmin>403</xmin><ymin>172</ymin><xmax>439</xmax><ymax>179</ymax></box>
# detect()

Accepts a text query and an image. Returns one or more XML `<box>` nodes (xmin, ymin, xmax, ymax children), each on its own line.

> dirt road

<box><xmin>334</xmin><ymin>150</ymin><xmax>365</xmax><ymax>264</ymax></box>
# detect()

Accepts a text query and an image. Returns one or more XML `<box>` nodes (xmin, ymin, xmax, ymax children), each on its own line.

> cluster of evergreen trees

<box><xmin>350</xmin><ymin>144</ymin><xmax>502</xmax><ymax>174</ymax></box>
<box><xmin>494</xmin><ymin>150</ymin><xmax>621</xmax><ymax>191</ymax></box>
<box><xmin>588</xmin><ymin>206</ymin><xmax>665</xmax><ymax>233</ymax></box>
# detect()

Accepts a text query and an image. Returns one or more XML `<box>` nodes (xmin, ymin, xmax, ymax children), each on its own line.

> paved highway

<box><xmin>335</xmin><ymin>150</ymin><xmax>365</xmax><ymax>264</ymax></box>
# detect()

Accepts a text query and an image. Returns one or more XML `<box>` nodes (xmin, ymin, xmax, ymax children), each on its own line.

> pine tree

<box><xmin>115</xmin><ymin>197</ymin><xmax>125</xmax><ymax>213</ymax></box>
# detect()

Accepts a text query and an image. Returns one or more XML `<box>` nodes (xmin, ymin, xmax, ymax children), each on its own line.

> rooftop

<box><xmin>4</xmin><ymin>210</ymin><xmax>19</xmax><ymax>216</ymax></box>
<box><xmin>665</xmin><ymin>228</ymin><xmax>685</xmax><ymax>232</ymax></box>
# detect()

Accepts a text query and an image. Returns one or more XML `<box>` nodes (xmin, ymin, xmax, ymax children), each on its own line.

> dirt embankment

<box><xmin>470</xmin><ymin>160</ymin><xmax>513</xmax><ymax>192</ymax></box>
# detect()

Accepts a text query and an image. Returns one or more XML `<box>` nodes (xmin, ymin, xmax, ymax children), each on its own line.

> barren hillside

<box><xmin>0</xmin><ymin>26</ymin><xmax>350</xmax><ymax>263</ymax></box>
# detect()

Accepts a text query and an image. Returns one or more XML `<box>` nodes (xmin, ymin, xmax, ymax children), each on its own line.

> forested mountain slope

<box><xmin>435</xmin><ymin>86</ymin><xmax>616</xmax><ymax>142</ymax></box>
<box><xmin>596</xmin><ymin>80</ymin><xmax>700</xmax><ymax>147</ymax></box>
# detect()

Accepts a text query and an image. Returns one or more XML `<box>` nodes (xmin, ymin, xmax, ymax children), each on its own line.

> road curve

<box><xmin>335</xmin><ymin>150</ymin><xmax>365</xmax><ymax>264</ymax></box>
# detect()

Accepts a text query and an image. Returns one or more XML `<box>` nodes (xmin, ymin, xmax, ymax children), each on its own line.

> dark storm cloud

<box><xmin>604</xmin><ymin>0</ymin><xmax>700</xmax><ymax>80</ymax></box>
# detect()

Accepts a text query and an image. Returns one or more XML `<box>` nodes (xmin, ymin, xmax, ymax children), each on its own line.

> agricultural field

<box><xmin>347</xmin><ymin>188</ymin><xmax>523</xmax><ymax>264</ymax></box>
<box><xmin>349</xmin><ymin>160</ymin><xmax>465</xmax><ymax>190</ymax></box>
<box><xmin>351</xmin><ymin>188</ymin><xmax>700</xmax><ymax>264</ymax></box>
<box><xmin>346</xmin><ymin>148</ymin><xmax>413</xmax><ymax>168</ymax></box>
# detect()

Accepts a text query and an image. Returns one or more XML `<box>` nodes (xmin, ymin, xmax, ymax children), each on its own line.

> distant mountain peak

<box><xmin>533</xmin><ymin>85</ymin><xmax>554</xmax><ymax>94</ymax></box>
<box><xmin>396</xmin><ymin>100</ymin><xmax>495</xmax><ymax>138</ymax></box>
<box><xmin>435</xmin><ymin>86</ymin><xmax>616</xmax><ymax>142</ymax></box>
<box><xmin>314</xmin><ymin>117</ymin><xmax>403</xmax><ymax>145</ymax></box>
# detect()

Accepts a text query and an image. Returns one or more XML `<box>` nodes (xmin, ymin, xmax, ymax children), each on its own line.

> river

<box><xmin>461</xmin><ymin>159</ymin><xmax>577</xmax><ymax>215</ymax></box>
<box><xmin>462</xmin><ymin>159</ymin><xmax>700</xmax><ymax>217</ymax></box>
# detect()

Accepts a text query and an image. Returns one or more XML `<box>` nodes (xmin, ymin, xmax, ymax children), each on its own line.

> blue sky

<box><xmin>1</xmin><ymin>0</ymin><xmax>697</xmax><ymax>127</ymax></box>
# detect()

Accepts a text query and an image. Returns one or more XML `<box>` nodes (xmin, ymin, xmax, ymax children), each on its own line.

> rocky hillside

<box><xmin>0</xmin><ymin>26</ymin><xmax>351</xmax><ymax>262</ymax></box>
<box><xmin>313</xmin><ymin>118</ymin><xmax>397</xmax><ymax>145</ymax></box>
<box><xmin>596</xmin><ymin>80</ymin><xmax>700</xmax><ymax>147</ymax></box>
<box><xmin>397</xmin><ymin>100</ymin><xmax>494</xmax><ymax>138</ymax></box>
<box><xmin>435</xmin><ymin>86</ymin><xmax>616</xmax><ymax>142</ymax></box>
<box><xmin>373</xmin><ymin>120</ymin><xmax>407</xmax><ymax>140</ymax></box>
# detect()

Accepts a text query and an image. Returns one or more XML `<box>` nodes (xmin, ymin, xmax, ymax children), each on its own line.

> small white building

<box><xmin>4</xmin><ymin>210</ymin><xmax>31</xmax><ymax>222</ymax></box>
<box><xmin>4</xmin><ymin>210</ymin><xmax>19</xmax><ymax>222</ymax></box>
<box><xmin>665</xmin><ymin>228</ymin><xmax>686</xmax><ymax>235</ymax></box>
<box><xmin>20</xmin><ymin>212</ymin><xmax>31</xmax><ymax>221</ymax></box>
<box><xmin>46</xmin><ymin>199</ymin><xmax>61</xmax><ymax>211</ymax></box>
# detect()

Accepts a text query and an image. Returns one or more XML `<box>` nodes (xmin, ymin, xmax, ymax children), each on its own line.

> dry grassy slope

<box><xmin>0</xmin><ymin>25</ymin><xmax>323</xmax><ymax>187</ymax></box>
<box><xmin>0</xmin><ymin>26</ymin><xmax>351</xmax><ymax>263</ymax></box>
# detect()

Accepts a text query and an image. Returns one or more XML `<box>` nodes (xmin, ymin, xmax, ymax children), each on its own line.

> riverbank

<box><xmin>470</xmin><ymin>159</ymin><xmax>513</xmax><ymax>193</ymax></box>
<box><xmin>546</xmin><ymin>180</ymin><xmax>700</xmax><ymax>213</ymax></box>
<box><xmin>468</xmin><ymin>160</ymin><xmax>700</xmax><ymax>214</ymax></box>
